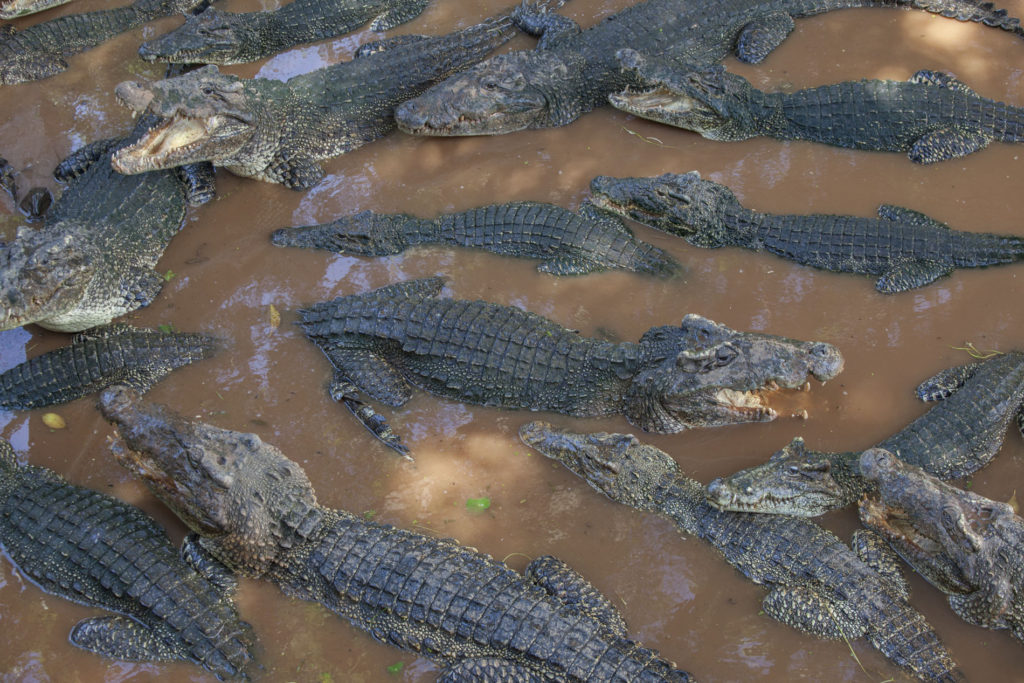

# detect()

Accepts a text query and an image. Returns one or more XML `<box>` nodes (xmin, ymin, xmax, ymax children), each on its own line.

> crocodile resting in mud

<box><xmin>270</xmin><ymin>200</ymin><xmax>680</xmax><ymax>277</ymax></box>
<box><xmin>705</xmin><ymin>351</ymin><xmax>1024</xmax><ymax>516</ymax></box>
<box><xmin>394</xmin><ymin>0</ymin><xmax>1024</xmax><ymax>136</ymax></box>
<box><xmin>589</xmin><ymin>171</ymin><xmax>1024</xmax><ymax>293</ymax></box>
<box><xmin>519</xmin><ymin>422</ymin><xmax>964</xmax><ymax>682</ymax></box>
<box><xmin>0</xmin><ymin>439</ymin><xmax>256</xmax><ymax>678</ymax></box>
<box><xmin>298</xmin><ymin>276</ymin><xmax>843</xmax><ymax>454</ymax></box>
<box><xmin>610</xmin><ymin>51</ymin><xmax>1024</xmax><ymax>164</ymax></box>
<box><xmin>0</xmin><ymin>0</ymin><xmax>72</xmax><ymax>19</ymax></box>
<box><xmin>859</xmin><ymin>448</ymin><xmax>1024</xmax><ymax>646</ymax></box>
<box><xmin>99</xmin><ymin>386</ymin><xmax>695</xmax><ymax>682</ymax></box>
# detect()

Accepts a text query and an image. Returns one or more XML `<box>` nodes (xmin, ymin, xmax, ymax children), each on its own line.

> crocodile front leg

<box><xmin>525</xmin><ymin>555</ymin><xmax>628</xmax><ymax>637</ymax></box>
<box><xmin>852</xmin><ymin>529</ymin><xmax>910</xmax><ymax>601</ymax></box>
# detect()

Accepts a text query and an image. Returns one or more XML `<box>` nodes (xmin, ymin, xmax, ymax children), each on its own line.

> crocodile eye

<box><xmin>715</xmin><ymin>346</ymin><xmax>736</xmax><ymax>365</ymax></box>
<box><xmin>202</xmin><ymin>86</ymin><xmax>215</xmax><ymax>95</ymax></box>
<box><xmin>788</xmin><ymin>465</ymin><xmax>800</xmax><ymax>475</ymax></box>
<box><xmin>481</xmin><ymin>78</ymin><xmax>499</xmax><ymax>91</ymax></box>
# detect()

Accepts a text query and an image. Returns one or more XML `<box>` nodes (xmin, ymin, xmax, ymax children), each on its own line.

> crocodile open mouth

<box><xmin>609</xmin><ymin>86</ymin><xmax>694</xmax><ymax>117</ymax></box>
<box><xmin>112</xmin><ymin>115</ymin><xmax>209</xmax><ymax>174</ymax></box>
<box><xmin>586</xmin><ymin>193</ymin><xmax>666</xmax><ymax>226</ymax></box>
<box><xmin>861</xmin><ymin>498</ymin><xmax>944</xmax><ymax>554</ymax></box>
<box><xmin>714</xmin><ymin>387</ymin><xmax>776</xmax><ymax>420</ymax></box>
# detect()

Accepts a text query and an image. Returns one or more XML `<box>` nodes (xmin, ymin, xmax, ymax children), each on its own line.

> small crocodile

<box><xmin>609</xmin><ymin>51</ymin><xmax>1024</xmax><ymax>164</ymax></box>
<box><xmin>0</xmin><ymin>438</ymin><xmax>257</xmax><ymax>677</ymax></box>
<box><xmin>589</xmin><ymin>171</ymin><xmax>1024</xmax><ymax>293</ymax></box>
<box><xmin>519</xmin><ymin>422</ymin><xmax>964</xmax><ymax>682</ymax></box>
<box><xmin>270</xmin><ymin>200</ymin><xmax>680</xmax><ymax>277</ymax></box>
<box><xmin>859</xmin><ymin>447</ymin><xmax>1024</xmax><ymax>645</ymax></box>
<box><xmin>0</xmin><ymin>0</ymin><xmax>73</xmax><ymax>19</ymax></box>
<box><xmin>99</xmin><ymin>386</ymin><xmax>695</xmax><ymax>682</ymax></box>
<box><xmin>705</xmin><ymin>351</ymin><xmax>1024</xmax><ymax>516</ymax></box>
<box><xmin>395</xmin><ymin>0</ymin><xmax>1024</xmax><ymax>136</ymax></box>
<box><xmin>0</xmin><ymin>323</ymin><xmax>219</xmax><ymax>410</ymax></box>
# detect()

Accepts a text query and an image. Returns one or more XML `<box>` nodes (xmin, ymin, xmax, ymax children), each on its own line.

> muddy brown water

<box><xmin>2</xmin><ymin>0</ymin><xmax>1024</xmax><ymax>680</ymax></box>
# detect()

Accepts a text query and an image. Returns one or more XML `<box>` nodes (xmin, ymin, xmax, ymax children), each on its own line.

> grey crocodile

<box><xmin>98</xmin><ymin>385</ymin><xmax>695</xmax><ymax>682</ymax></box>
<box><xmin>705</xmin><ymin>351</ymin><xmax>1024</xmax><ymax>516</ymax></box>
<box><xmin>0</xmin><ymin>0</ymin><xmax>73</xmax><ymax>19</ymax></box>
<box><xmin>394</xmin><ymin>0</ymin><xmax>1024</xmax><ymax>136</ymax></box>
<box><xmin>589</xmin><ymin>171</ymin><xmax>1024</xmax><ymax>293</ymax></box>
<box><xmin>270</xmin><ymin>200</ymin><xmax>680</xmax><ymax>277</ymax></box>
<box><xmin>0</xmin><ymin>438</ymin><xmax>257</xmax><ymax>677</ymax></box>
<box><xmin>519</xmin><ymin>422</ymin><xmax>964</xmax><ymax>682</ymax></box>
<box><xmin>610</xmin><ymin>51</ymin><xmax>1024</xmax><ymax>164</ymax></box>
<box><xmin>859</xmin><ymin>447</ymin><xmax>1024</xmax><ymax>645</ymax></box>
<box><xmin>0</xmin><ymin>323</ymin><xmax>219</xmax><ymax>410</ymax></box>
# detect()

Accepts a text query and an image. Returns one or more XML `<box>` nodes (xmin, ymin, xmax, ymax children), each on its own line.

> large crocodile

<box><xmin>298</xmin><ymin>276</ymin><xmax>843</xmax><ymax>454</ymax></box>
<box><xmin>0</xmin><ymin>323</ymin><xmax>219</xmax><ymax>410</ymax></box>
<box><xmin>0</xmin><ymin>0</ymin><xmax>72</xmax><ymax>19</ymax></box>
<box><xmin>394</xmin><ymin>0</ymin><xmax>1024</xmax><ymax>136</ymax></box>
<box><xmin>859</xmin><ymin>447</ymin><xmax>1024</xmax><ymax>645</ymax></box>
<box><xmin>588</xmin><ymin>171</ymin><xmax>1024</xmax><ymax>293</ymax></box>
<box><xmin>270</xmin><ymin>200</ymin><xmax>681</xmax><ymax>277</ymax></box>
<box><xmin>0</xmin><ymin>438</ymin><xmax>257</xmax><ymax>677</ymax></box>
<box><xmin>110</xmin><ymin>0</ymin><xmax>565</xmax><ymax>189</ymax></box>
<box><xmin>519</xmin><ymin>422</ymin><xmax>964</xmax><ymax>682</ymax></box>
<box><xmin>98</xmin><ymin>385</ymin><xmax>695</xmax><ymax>682</ymax></box>
<box><xmin>705</xmin><ymin>351</ymin><xmax>1024</xmax><ymax>516</ymax></box>
<box><xmin>609</xmin><ymin>51</ymin><xmax>1024</xmax><ymax>163</ymax></box>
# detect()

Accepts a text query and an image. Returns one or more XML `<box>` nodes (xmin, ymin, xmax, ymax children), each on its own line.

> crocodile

<box><xmin>138</xmin><ymin>0</ymin><xmax>431</xmax><ymax>65</ymax></box>
<box><xmin>859</xmin><ymin>447</ymin><xmax>1024</xmax><ymax>645</ymax></box>
<box><xmin>519</xmin><ymin>422</ymin><xmax>964</xmax><ymax>682</ymax></box>
<box><xmin>394</xmin><ymin>0</ymin><xmax>1024</xmax><ymax>137</ymax></box>
<box><xmin>0</xmin><ymin>0</ymin><xmax>73</xmax><ymax>19</ymax></box>
<box><xmin>704</xmin><ymin>351</ymin><xmax>1024</xmax><ymax>516</ymax></box>
<box><xmin>297</xmin><ymin>276</ymin><xmax>843</xmax><ymax>454</ymax></box>
<box><xmin>109</xmin><ymin>0</ymin><xmax>566</xmax><ymax>189</ymax></box>
<box><xmin>609</xmin><ymin>51</ymin><xmax>1024</xmax><ymax>164</ymax></box>
<box><xmin>98</xmin><ymin>385</ymin><xmax>695</xmax><ymax>682</ymax></box>
<box><xmin>0</xmin><ymin>438</ymin><xmax>257</xmax><ymax>677</ymax></box>
<box><xmin>270</xmin><ymin>200</ymin><xmax>681</xmax><ymax>277</ymax></box>
<box><xmin>588</xmin><ymin>171</ymin><xmax>1024</xmax><ymax>293</ymax></box>
<box><xmin>0</xmin><ymin>323</ymin><xmax>219</xmax><ymax>410</ymax></box>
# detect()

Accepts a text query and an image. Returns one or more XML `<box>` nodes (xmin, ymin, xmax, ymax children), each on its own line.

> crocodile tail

<box><xmin>865</xmin><ymin>605</ymin><xmax>965</xmax><ymax>683</ymax></box>
<box><xmin>882</xmin><ymin>0</ymin><xmax>1024</xmax><ymax>38</ymax></box>
<box><xmin>270</xmin><ymin>211</ymin><xmax>417</xmax><ymax>256</ymax></box>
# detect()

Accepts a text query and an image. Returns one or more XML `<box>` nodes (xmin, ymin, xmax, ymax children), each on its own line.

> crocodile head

<box><xmin>627</xmin><ymin>314</ymin><xmax>843</xmax><ymax>433</ymax></box>
<box><xmin>99</xmin><ymin>385</ymin><xmax>322</xmax><ymax>577</ymax></box>
<box><xmin>139</xmin><ymin>8</ymin><xmax>255</xmax><ymax>65</ymax></box>
<box><xmin>0</xmin><ymin>0</ymin><xmax>70</xmax><ymax>18</ymax></box>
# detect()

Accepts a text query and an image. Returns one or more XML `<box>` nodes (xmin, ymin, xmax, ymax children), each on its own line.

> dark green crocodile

<box><xmin>0</xmin><ymin>438</ymin><xmax>257</xmax><ymax>677</ymax></box>
<box><xmin>98</xmin><ymin>385</ymin><xmax>695</xmax><ymax>682</ymax></box>
<box><xmin>705</xmin><ymin>351</ymin><xmax>1024</xmax><ymax>516</ymax></box>
<box><xmin>609</xmin><ymin>51</ymin><xmax>1024</xmax><ymax>164</ymax></box>
<box><xmin>110</xmin><ymin>0</ymin><xmax>564</xmax><ymax>189</ymax></box>
<box><xmin>394</xmin><ymin>0</ymin><xmax>1024</xmax><ymax>136</ymax></box>
<box><xmin>519</xmin><ymin>422</ymin><xmax>964</xmax><ymax>682</ymax></box>
<box><xmin>589</xmin><ymin>171</ymin><xmax>1024</xmax><ymax>293</ymax></box>
<box><xmin>859</xmin><ymin>447</ymin><xmax>1024</xmax><ymax>645</ymax></box>
<box><xmin>138</xmin><ymin>0</ymin><xmax>430</xmax><ymax>65</ymax></box>
<box><xmin>0</xmin><ymin>0</ymin><xmax>73</xmax><ymax>19</ymax></box>
<box><xmin>298</xmin><ymin>276</ymin><xmax>843</xmax><ymax>454</ymax></box>
<box><xmin>270</xmin><ymin>200</ymin><xmax>680</xmax><ymax>277</ymax></box>
<box><xmin>0</xmin><ymin>323</ymin><xmax>219</xmax><ymax>410</ymax></box>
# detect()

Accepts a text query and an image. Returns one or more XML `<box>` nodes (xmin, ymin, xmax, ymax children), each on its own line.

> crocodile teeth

<box><xmin>610</xmin><ymin>86</ymin><xmax>694</xmax><ymax>113</ymax></box>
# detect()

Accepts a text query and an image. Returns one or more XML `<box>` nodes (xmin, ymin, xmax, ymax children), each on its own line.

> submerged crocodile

<box><xmin>110</xmin><ymin>0</ymin><xmax>565</xmax><ymax>189</ymax></box>
<box><xmin>0</xmin><ymin>324</ymin><xmax>219</xmax><ymax>410</ymax></box>
<box><xmin>610</xmin><ymin>51</ymin><xmax>1024</xmax><ymax>164</ymax></box>
<box><xmin>270</xmin><ymin>200</ymin><xmax>680</xmax><ymax>277</ymax></box>
<box><xmin>0</xmin><ymin>439</ymin><xmax>256</xmax><ymax>677</ymax></box>
<box><xmin>99</xmin><ymin>386</ymin><xmax>695</xmax><ymax>682</ymax></box>
<box><xmin>519</xmin><ymin>422</ymin><xmax>964</xmax><ymax>682</ymax></box>
<box><xmin>589</xmin><ymin>171</ymin><xmax>1024</xmax><ymax>293</ymax></box>
<box><xmin>0</xmin><ymin>0</ymin><xmax>73</xmax><ymax>19</ymax></box>
<box><xmin>394</xmin><ymin>0</ymin><xmax>1024</xmax><ymax>136</ymax></box>
<box><xmin>705</xmin><ymin>351</ymin><xmax>1024</xmax><ymax>516</ymax></box>
<box><xmin>859</xmin><ymin>447</ymin><xmax>1024</xmax><ymax>645</ymax></box>
<box><xmin>139</xmin><ymin>0</ymin><xmax>430</xmax><ymax>65</ymax></box>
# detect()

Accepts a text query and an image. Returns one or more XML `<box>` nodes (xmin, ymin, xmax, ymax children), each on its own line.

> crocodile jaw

<box><xmin>112</xmin><ymin>115</ymin><xmax>212</xmax><ymax>174</ymax></box>
<box><xmin>609</xmin><ymin>86</ymin><xmax>696</xmax><ymax>120</ymax></box>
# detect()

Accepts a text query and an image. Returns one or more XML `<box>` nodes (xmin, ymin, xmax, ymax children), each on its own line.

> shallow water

<box><xmin>1</xmin><ymin>0</ymin><xmax>1024</xmax><ymax>680</ymax></box>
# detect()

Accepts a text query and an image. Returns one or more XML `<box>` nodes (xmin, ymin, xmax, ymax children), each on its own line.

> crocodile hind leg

<box><xmin>852</xmin><ymin>529</ymin><xmax>910</xmax><ymax>601</ymax></box>
<box><xmin>438</xmin><ymin>658</ymin><xmax>542</xmax><ymax>682</ymax></box>
<box><xmin>525</xmin><ymin>555</ymin><xmax>628</xmax><ymax>637</ymax></box>
<box><xmin>70</xmin><ymin>615</ymin><xmax>182</xmax><ymax>662</ymax></box>
<box><xmin>761</xmin><ymin>584</ymin><xmax>867</xmax><ymax>639</ymax></box>
<box><xmin>175</xmin><ymin>162</ymin><xmax>216</xmax><ymax>206</ymax></box>
<box><xmin>915</xmin><ymin>360</ymin><xmax>982</xmax><ymax>401</ymax></box>
<box><xmin>734</xmin><ymin>12</ymin><xmax>795</xmax><ymax>63</ymax></box>
<box><xmin>512</xmin><ymin>1</ymin><xmax>581</xmax><ymax>50</ymax></box>
<box><xmin>908</xmin><ymin>127</ymin><xmax>991</xmax><ymax>164</ymax></box>
<box><xmin>875</xmin><ymin>259</ymin><xmax>953</xmax><ymax>293</ymax></box>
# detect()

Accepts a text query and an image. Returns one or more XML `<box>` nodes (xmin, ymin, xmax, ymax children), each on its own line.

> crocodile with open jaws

<box><xmin>270</xmin><ymin>200</ymin><xmax>680</xmax><ymax>277</ymax></box>
<box><xmin>0</xmin><ymin>0</ymin><xmax>72</xmax><ymax>19</ymax></box>
<box><xmin>394</xmin><ymin>0</ymin><xmax>1024</xmax><ymax>137</ymax></box>
<box><xmin>588</xmin><ymin>171</ymin><xmax>1024</xmax><ymax>293</ymax></box>
<box><xmin>519</xmin><ymin>422</ymin><xmax>964</xmax><ymax>682</ymax></box>
<box><xmin>109</xmin><ymin>0</ymin><xmax>565</xmax><ymax>189</ymax></box>
<box><xmin>0</xmin><ymin>438</ymin><xmax>257</xmax><ymax>678</ymax></box>
<box><xmin>99</xmin><ymin>385</ymin><xmax>695</xmax><ymax>682</ymax></box>
<box><xmin>859</xmin><ymin>447</ymin><xmax>1024</xmax><ymax>646</ymax></box>
<box><xmin>609</xmin><ymin>51</ymin><xmax>1024</xmax><ymax>164</ymax></box>
<box><xmin>704</xmin><ymin>351</ymin><xmax>1024</xmax><ymax>516</ymax></box>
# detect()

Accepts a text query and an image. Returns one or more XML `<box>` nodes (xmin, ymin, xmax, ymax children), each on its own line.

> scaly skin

<box><xmin>610</xmin><ymin>52</ymin><xmax>1024</xmax><ymax>164</ymax></box>
<box><xmin>98</xmin><ymin>387</ymin><xmax>695</xmax><ymax>682</ymax></box>
<box><xmin>519</xmin><ymin>423</ymin><xmax>964</xmax><ymax>682</ymax></box>
<box><xmin>859</xmin><ymin>448</ymin><xmax>1024</xmax><ymax>645</ymax></box>
<box><xmin>0</xmin><ymin>439</ymin><xmax>256</xmax><ymax>677</ymax></box>
<box><xmin>0</xmin><ymin>0</ymin><xmax>73</xmax><ymax>19</ymax></box>
<box><xmin>589</xmin><ymin>171</ymin><xmax>1024</xmax><ymax>293</ymax></box>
